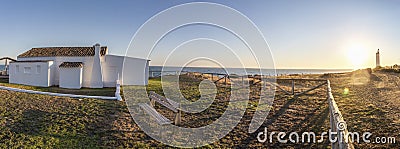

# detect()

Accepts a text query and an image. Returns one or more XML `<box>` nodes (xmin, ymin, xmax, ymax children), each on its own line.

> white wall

<box><xmin>9</xmin><ymin>61</ymin><xmax>53</xmax><ymax>87</ymax></box>
<box><xmin>16</xmin><ymin>54</ymin><xmax>148</xmax><ymax>88</ymax></box>
<box><xmin>102</xmin><ymin>55</ymin><xmax>122</xmax><ymax>87</ymax></box>
<box><xmin>121</xmin><ymin>56</ymin><xmax>149</xmax><ymax>86</ymax></box>
<box><xmin>17</xmin><ymin>56</ymin><xmax>99</xmax><ymax>87</ymax></box>
<box><xmin>103</xmin><ymin>55</ymin><xmax>149</xmax><ymax>86</ymax></box>
<box><xmin>59</xmin><ymin>67</ymin><xmax>83</xmax><ymax>89</ymax></box>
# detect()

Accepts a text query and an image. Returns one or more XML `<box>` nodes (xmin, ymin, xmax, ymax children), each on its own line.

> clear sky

<box><xmin>0</xmin><ymin>0</ymin><xmax>399</xmax><ymax>69</ymax></box>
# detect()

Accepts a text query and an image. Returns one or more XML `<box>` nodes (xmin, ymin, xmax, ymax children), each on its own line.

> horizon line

<box><xmin>148</xmin><ymin>65</ymin><xmax>355</xmax><ymax>70</ymax></box>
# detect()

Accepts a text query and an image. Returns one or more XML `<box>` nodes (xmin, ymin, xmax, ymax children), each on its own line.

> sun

<box><xmin>347</xmin><ymin>44</ymin><xmax>368</xmax><ymax>69</ymax></box>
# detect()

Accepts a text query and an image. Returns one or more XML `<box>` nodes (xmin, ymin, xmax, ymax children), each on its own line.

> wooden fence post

<box><xmin>292</xmin><ymin>80</ymin><xmax>295</xmax><ymax>95</ymax></box>
<box><xmin>4</xmin><ymin>59</ymin><xmax>7</xmax><ymax>75</ymax></box>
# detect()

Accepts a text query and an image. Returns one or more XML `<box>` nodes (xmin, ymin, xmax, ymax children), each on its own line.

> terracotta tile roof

<box><xmin>18</xmin><ymin>47</ymin><xmax>108</xmax><ymax>58</ymax></box>
<box><xmin>59</xmin><ymin>62</ymin><xmax>83</xmax><ymax>68</ymax></box>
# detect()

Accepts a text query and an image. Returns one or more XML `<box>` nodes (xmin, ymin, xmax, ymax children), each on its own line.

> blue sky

<box><xmin>0</xmin><ymin>0</ymin><xmax>399</xmax><ymax>69</ymax></box>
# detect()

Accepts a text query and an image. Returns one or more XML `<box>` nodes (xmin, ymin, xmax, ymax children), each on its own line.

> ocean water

<box><xmin>0</xmin><ymin>65</ymin><xmax>4</xmax><ymax>70</ymax></box>
<box><xmin>149</xmin><ymin>66</ymin><xmax>352</xmax><ymax>77</ymax></box>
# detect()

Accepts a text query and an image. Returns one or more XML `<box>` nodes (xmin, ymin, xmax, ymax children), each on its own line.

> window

<box><xmin>24</xmin><ymin>67</ymin><xmax>31</xmax><ymax>74</ymax></box>
<box><xmin>15</xmin><ymin>65</ymin><xmax>19</xmax><ymax>73</ymax></box>
<box><xmin>36</xmin><ymin>65</ymin><xmax>41</xmax><ymax>74</ymax></box>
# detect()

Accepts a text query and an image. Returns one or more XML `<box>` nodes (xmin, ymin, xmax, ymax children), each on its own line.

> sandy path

<box><xmin>329</xmin><ymin>70</ymin><xmax>400</xmax><ymax>148</ymax></box>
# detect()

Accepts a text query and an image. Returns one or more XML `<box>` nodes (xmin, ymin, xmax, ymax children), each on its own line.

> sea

<box><xmin>149</xmin><ymin>66</ymin><xmax>352</xmax><ymax>77</ymax></box>
<box><xmin>0</xmin><ymin>65</ymin><xmax>4</xmax><ymax>70</ymax></box>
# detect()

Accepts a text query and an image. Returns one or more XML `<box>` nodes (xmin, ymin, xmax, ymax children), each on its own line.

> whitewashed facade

<box><xmin>59</xmin><ymin>63</ymin><xmax>83</xmax><ymax>89</ymax></box>
<box><xmin>9</xmin><ymin>61</ymin><xmax>54</xmax><ymax>87</ymax></box>
<box><xmin>9</xmin><ymin>44</ymin><xmax>149</xmax><ymax>89</ymax></box>
<box><xmin>103</xmin><ymin>55</ymin><xmax>150</xmax><ymax>87</ymax></box>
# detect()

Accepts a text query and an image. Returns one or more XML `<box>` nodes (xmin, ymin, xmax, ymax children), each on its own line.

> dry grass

<box><xmin>0</xmin><ymin>71</ymin><xmax>399</xmax><ymax>148</ymax></box>
<box><xmin>0</xmin><ymin>90</ymin><xmax>131</xmax><ymax>148</ymax></box>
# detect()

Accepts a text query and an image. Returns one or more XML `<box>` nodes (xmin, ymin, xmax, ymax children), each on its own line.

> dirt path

<box><xmin>329</xmin><ymin>70</ymin><xmax>400</xmax><ymax>148</ymax></box>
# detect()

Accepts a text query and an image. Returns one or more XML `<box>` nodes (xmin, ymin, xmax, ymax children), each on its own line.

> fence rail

<box><xmin>327</xmin><ymin>80</ymin><xmax>354</xmax><ymax>149</ymax></box>
<box><xmin>149</xmin><ymin>71</ymin><xmax>188</xmax><ymax>78</ymax></box>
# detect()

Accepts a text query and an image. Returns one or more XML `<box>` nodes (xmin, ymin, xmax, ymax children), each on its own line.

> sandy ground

<box><xmin>327</xmin><ymin>70</ymin><xmax>400</xmax><ymax>148</ymax></box>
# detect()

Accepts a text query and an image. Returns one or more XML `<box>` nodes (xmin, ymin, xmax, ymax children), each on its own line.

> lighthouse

<box><xmin>376</xmin><ymin>49</ymin><xmax>381</xmax><ymax>68</ymax></box>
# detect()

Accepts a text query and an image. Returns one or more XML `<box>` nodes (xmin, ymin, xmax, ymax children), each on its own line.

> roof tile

<box><xmin>18</xmin><ymin>47</ymin><xmax>107</xmax><ymax>58</ymax></box>
<box><xmin>59</xmin><ymin>62</ymin><xmax>84</xmax><ymax>68</ymax></box>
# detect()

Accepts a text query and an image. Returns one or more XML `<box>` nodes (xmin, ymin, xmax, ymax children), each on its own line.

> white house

<box><xmin>9</xmin><ymin>43</ymin><xmax>149</xmax><ymax>89</ymax></box>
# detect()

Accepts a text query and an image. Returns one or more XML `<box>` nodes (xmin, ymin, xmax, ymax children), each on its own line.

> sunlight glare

<box><xmin>343</xmin><ymin>87</ymin><xmax>349</xmax><ymax>95</ymax></box>
<box><xmin>348</xmin><ymin>44</ymin><xmax>368</xmax><ymax>69</ymax></box>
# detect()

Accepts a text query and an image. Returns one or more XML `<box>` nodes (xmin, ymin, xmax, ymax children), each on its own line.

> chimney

<box><xmin>94</xmin><ymin>43</ymin><xmax>101</xmax><ymax>57</ymax></box>
<box><xmin>90</xmin><ymin>43</ymin><xmax>104</xmax><ymax>88</ymax></box>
